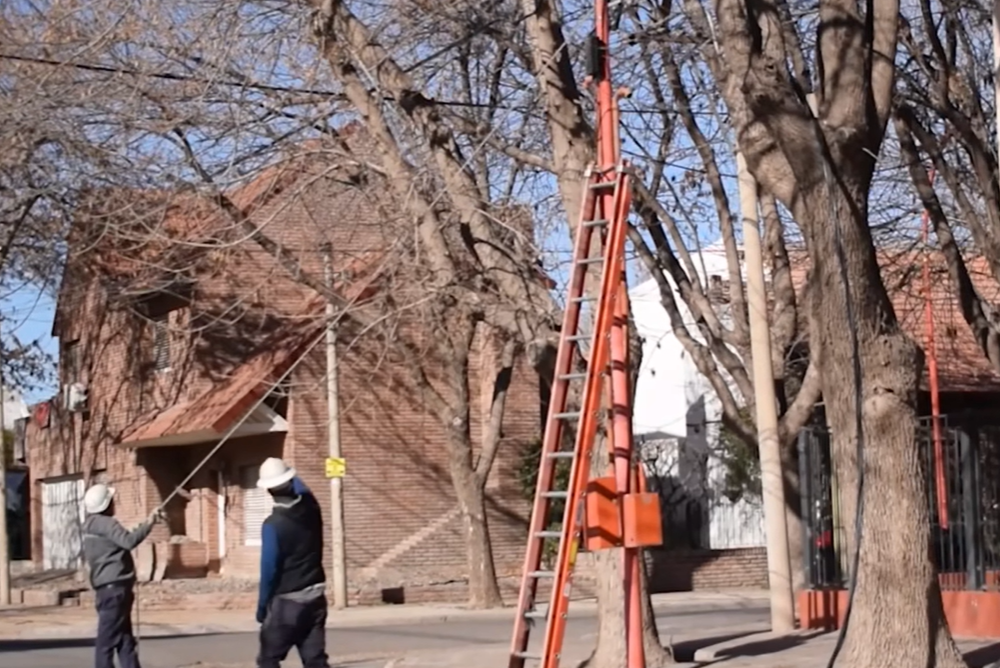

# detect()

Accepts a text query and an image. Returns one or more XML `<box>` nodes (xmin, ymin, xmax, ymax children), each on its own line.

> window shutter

<box><xmin>241</xmin><ymin>467</ymin><xmax>273</xmax><ymax>546</ymax></box>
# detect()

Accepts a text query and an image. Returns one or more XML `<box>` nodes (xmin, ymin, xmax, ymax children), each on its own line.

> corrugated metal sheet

<box><xmin>41</xmin><ymin>477</ymin><xmax>85</xmax><ymax>570</ymax></box>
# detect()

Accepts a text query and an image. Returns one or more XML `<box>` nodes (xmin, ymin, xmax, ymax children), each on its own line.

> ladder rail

<box><xmin>508</xmin><ymin>168</ymin><xmax>603</xmax><ymax>667</ymax></box>
<box><xmin>538</xmin><ymin>168</ymin><xmax>632</xmax><ymax>668</ymax></box>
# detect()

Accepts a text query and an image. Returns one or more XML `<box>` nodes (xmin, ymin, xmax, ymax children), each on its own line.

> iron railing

<box><xmin>801</xmin><ymin>413</ymin><xmax>1000</xmax><ymax>591</ymax></box>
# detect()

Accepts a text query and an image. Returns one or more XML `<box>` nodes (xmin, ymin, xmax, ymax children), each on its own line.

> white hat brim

<box><xmin>257</xmin><ymin>467</ymin><xmax>296</xmax><ymax>490</ymax></box>
<box><xmin>86</xmin><ymin>486</ymin><xmax>115</xmax><ymax>514</ymax></box>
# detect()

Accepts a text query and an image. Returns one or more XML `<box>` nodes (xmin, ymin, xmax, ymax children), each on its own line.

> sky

<box><xmin>2</xmin><ymin>290</ymin><xmax>57</xmax><ymax>405</ymax></box>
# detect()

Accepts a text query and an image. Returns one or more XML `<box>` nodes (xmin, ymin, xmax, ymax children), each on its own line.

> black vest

<box><xmin>264</xmin><ymin>493</ymin><xmax>326</xmax><ymax>595</ymax></box>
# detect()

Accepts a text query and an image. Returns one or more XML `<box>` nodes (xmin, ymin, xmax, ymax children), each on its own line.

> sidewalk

<box><xmin>368</xmin><ymin>631</ymin><xmax>1000</xmax><ymax>668</ymax></box>
<box><xmin>0</xmin><ymin>589</ymin><xmax>770</xmax><ymax>641</ymax></box>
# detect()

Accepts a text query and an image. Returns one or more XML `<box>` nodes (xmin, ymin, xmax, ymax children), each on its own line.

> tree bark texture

<box><xmin>449</xmin><ymin>424</ymin><xmax>504</xmax><ymax>609</ymax></box>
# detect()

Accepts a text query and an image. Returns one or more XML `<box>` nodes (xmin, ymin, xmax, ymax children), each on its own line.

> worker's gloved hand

<box><xmin>147</xmin><ymin>509</ymin><xmax>166</xmax><ymax>525</ymax></box>
<box><xmin>256</xmin><ymin>605</ymin><xmax>267</xmax><ymax>625</ymax></box>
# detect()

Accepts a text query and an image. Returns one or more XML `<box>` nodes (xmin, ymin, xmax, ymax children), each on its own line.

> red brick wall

<box><xmin>646</xmin><ymin>547</ymin><xmax>769</xmax><ymax>592</ymax></box>
<box><xmin>285</xmin><ymin>320</ymin><xmax>539</xmax><ymax>595</ymax></box>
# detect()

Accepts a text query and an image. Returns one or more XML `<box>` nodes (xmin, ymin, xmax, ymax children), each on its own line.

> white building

<box><xmin>631</xmin><ymin>243</ymin><xmax>766</xmax><ymax>550</ymax></box>
<box><xmin>1</xmin><ymin>386</ymin><xmax>29</xmax><ymax>431</ymax></box>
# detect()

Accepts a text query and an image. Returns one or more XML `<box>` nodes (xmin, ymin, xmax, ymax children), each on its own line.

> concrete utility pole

<box><xmin>322</xmin><ymin>244</ymin><xmax>348</xmax><ymax>610</ymax></box>
<box><xmin>736</xmin><ymin>151</ymin><xmax>795</xmax><ymax>633</ymax></box>
<box><xmin>0</xmin><ymin>322</ymin><xmax>10</xmax><ymax>607</ymax></box>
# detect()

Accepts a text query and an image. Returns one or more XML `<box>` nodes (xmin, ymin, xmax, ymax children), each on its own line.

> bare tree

<box><xmin>654</xmin><ymin>0</ymin><xmax>966</xmax><ymax>663</ymax></box>
<box><xmin>893</xmin><ymin>0</ymin><xmax>1000</xmax><ymax>374</ymax></box>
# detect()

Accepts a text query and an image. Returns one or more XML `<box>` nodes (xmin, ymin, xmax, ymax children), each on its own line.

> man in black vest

<box><xmin>255</xmin><ymin>457</ymin><xmax>330</xmax><ymax>668</ymax></box>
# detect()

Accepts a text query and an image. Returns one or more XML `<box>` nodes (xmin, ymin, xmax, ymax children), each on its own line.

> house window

<box><xmin>151</xmin><ymin>313</ymin><xmax>171</xmax><ymax>372</ymax></box>
<box><xmin>241</xmin><ymin>465</ymin><xmax>273</xmax><ymax>547</ymax></box>
<box><xmin>63</xmin><ymin>340</ymin><xmax>80</xmax><ymax>384</ymax></box>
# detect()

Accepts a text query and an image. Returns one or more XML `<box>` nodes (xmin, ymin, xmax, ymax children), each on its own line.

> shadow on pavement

<box><xmin>671</xmin><ymin>630</ymin><xmax>827</xmax><ymax>662</ymax></box>
<box><xmin>0</xmin><ymin>633</ymin><xmax>224</xmax><ymax>653</ymax></box>
<box><xmin>965</xmin><ymin>642</ymin><xmax>1000</xmax><ymax>667</ymax></box>
<box><xmin>671</xmin><ymin>632</ymin><xmax>758</xmax><ymax>661</ymax></box>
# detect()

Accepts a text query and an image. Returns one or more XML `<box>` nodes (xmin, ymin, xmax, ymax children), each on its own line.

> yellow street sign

<box><xmin>325</xmin><ymin>457</ymin><xmax>346</xmax><ymax>478</ymax></box>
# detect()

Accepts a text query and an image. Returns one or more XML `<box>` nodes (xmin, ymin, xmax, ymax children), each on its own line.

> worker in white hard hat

<box><xmin>81</xmin><ymin>483</ymin><xmax>163</xmax><ymax>668</ymax></box>
<box><xmin>254</xmin><ymin>457</ymin><xmax>330</xmax><ymax>668</ymax></box>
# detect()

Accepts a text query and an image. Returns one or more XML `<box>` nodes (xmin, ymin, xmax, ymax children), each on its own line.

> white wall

<box><xmin>1</xmin><ymin>386</ymin><xmax>29</xmax><ymax>431</ymax></box>
<box><xmin>630</xmin><ymin>243</ymin><xmax>766</xmax><ymax>549</ymax></box>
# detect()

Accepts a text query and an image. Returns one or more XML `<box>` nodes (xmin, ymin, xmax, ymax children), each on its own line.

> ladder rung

<box><xmin>547</xmin><ymin>451</ymin><xmax>574</xmax><ymax>459</ymax></box>
<box><xmin>514</xmin><ymin>651</ymin><xmax>542</xmax><ymax>661</ymax></box>
<box><xmin>542</xmin><ymin>491</ymin><xmax>569</xmax><ymax>499</ymax></box>
<box><xmin>577</xmin><ymin>257</ymin><xmax>603</xmax><ymax>265</ymax></box>
<box><xmin>536</xmin><ymin>530</ymin><xmax>561</xmax><ymax>539</ymax></box>
<box><xmin>567</xmin><ymin>334</ymin><xmax>588</xmax><ymax>342</ymax></box>
<box><xmin>525</xmin><ymin>609</ymin><xmax>547</xmax><ymax>619</ymax></box>
<box><xmin>569</xmin><ymin>296</ymin><xmax>596</xmax><ymax>304</ymax></box>
<box><xmin>589</xmin><ymin>180</ymin><xmax>616</xmax><ymax>190</ymax></box>
<box><xmin>557</xmin><ymin>372</ymin><xmax>587</xmax><ymax>381</ymax></box>
<box><xmin>529</xmin><ymin>570</ymin><xmax>555</xmax><ymax>578</ymax></box>
<box><xmin>582</xmin><ymin>219</ymin><xmax>608</xmax><ymax>227</ymax></box>
<box><xmin>554</xmin><ymin>411</ymin><xmax>580</xmax><ymax>420</ymax></box>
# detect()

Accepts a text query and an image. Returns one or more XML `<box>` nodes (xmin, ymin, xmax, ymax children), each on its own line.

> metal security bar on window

<box><xmin>151</xmin><ymin>314</ymin><xmax>170</xmax><ymax>371</ymax></box>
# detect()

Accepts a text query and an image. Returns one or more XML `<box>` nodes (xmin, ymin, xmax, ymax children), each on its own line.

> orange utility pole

<box><xmin>921</xmin><ymin>169</ymin><xmax>948</xmax><ymax>528</ymax></box>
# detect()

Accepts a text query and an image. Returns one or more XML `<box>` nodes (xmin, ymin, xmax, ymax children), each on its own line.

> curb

<box><xmin>0</xmin><ymin>596</ymin><xmax>771</xmax><ymax>641</ymax></box>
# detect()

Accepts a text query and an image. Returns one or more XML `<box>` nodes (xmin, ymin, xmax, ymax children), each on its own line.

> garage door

<box><xmin>41</xmin><ymin>477</ymin><xmax>85</xmax><ymax>570</ymax></box>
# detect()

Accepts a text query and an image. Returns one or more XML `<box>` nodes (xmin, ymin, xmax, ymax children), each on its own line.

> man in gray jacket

<box><xmin>82</xmin><ymin>483</ymin><xmax>162</xmax><ymax>668</ymax></box>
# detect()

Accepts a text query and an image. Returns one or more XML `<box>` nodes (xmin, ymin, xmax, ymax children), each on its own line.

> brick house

<box><xmin>24</xmin><ymin>130</ymin><xmax>545</xmax><ymax>601</ymax></box>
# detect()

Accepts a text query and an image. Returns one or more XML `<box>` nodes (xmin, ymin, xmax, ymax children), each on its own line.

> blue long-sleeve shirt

<box><xmin>256</xmin><ymin>477</ymin><xmax>311</xmax><ymax>622</ymax></box>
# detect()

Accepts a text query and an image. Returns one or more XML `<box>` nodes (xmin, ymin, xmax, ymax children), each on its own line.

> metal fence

<box><xmin>800</xmin><ymin>413</ymin><xmax>1000</xmax><ymax>590</ymax></box>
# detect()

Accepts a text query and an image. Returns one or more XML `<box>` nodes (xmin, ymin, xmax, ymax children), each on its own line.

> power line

<box><xmin>0</xmin><ymin>52</ymin><xmax>502</xmax><ymax>110</ymax></box>
<box><xmin>0</xmin><ymin>51</ymin><xmax>695</xmax><ymax>118</ymax></box>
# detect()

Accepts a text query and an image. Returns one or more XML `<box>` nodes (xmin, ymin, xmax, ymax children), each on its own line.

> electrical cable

<box><xmin>128</xmin><ymin>327</ymin><xmax>324</xmax><ymax>652</ymax></box>
<box><xmin>152</xmin><ymin>327</ymin><xmax>325</xmax><ymax>512</ymax></box>
<box><xmin>804</xmin><ymin>109</ymin><xmax>867</xmax><ymax>668</ymax></box>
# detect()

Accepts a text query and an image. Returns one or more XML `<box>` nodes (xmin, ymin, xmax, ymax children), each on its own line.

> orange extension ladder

<box><xmin>506</xmin><ymin>2</ymin><xmax>664</xmax><ymax>667</ymax></box>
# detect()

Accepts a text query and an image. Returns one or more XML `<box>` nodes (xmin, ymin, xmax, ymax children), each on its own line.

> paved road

<box><xmin>0</xmin><ymin>605</ymin><xmax>768</xmax><ymax>668</ymax></box>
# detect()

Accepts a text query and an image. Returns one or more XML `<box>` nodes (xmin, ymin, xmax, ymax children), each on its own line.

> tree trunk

<box><xmin>451</xmin><ymin>456</ymin><xmax>503</xmax><ymax>608</ymax></box>
<box><xmin>781</xmin><ymin>442</ymin><xmax>806</xmax><ymax>595</ymax></box>
<box><xmin>447</xmin><ymin>408</ymin><xmax>503</xmax><ymax>608</ymax></box>
<box><xmin>794</xmin><ymin>185</ymin><xmax>965</xmax><ymax>668</ymax></box>
<box><xmin>583</xmin><ymin>547</ymin><xmax>673</xmax><ymax>668</ymax></box>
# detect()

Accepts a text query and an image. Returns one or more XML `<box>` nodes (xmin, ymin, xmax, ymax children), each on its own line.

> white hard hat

<box><xmin>257</xmin><ymin>457</ymin><xmax>296</xmax><ymax>490</ymax></box>
<box><xmin>83</xmin><ymin>484</ymin><xmax>115</xmax><ymax>515</ymax></box>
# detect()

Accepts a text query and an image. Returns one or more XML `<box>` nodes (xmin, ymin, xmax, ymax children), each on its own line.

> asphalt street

<box><xmin>0</xmin><ymin>604</ymin><xmax>769</xmax><ymax>668</ymax></box>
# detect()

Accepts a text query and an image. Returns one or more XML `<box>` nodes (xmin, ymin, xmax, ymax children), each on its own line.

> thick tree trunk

<box><xmin>795</xmin><ymin>186</ymin><xmax>965</xmax><ymax>668</ymax></box>
<box><xmin>584</xmin><ymin>547</ymin><xmax>673</xmax><ymax>668</ymax></box>
<box><xmin>451</xmin><ymin>459</ymin><xmax>503</xmax><ymax>608</ymax></box>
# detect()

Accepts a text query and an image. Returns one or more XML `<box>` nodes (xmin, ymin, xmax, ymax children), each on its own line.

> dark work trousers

<box><xmin>94</xmin><ymin>582</ymin><xmax>141</xmax><ymax>668</ymax></box>
<box><xmin>257</xmin><ymin>594</ymin><xmax>330</xmax><ymax>668</ymax></box>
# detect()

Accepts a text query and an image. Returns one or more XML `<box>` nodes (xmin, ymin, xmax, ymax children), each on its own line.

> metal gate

<box><xmin>41</xmin><ymin>476</ymin><xmax>85</xmax><ymax>570</ymax></box>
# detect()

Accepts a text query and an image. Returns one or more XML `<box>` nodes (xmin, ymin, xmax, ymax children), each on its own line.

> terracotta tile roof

<box><xmin>787</xmin><ymin>248</ymin><xmax>1000</xmax><ymax>392</ymax></box>
<box><xmin>120</xmin><ymin>303</ymin><xmax>325</xmax><ymax>446</ymax></box>
<box><xmin>118</xmin><ymin>250</ymin><xmax>384</xmax><ymax>447</ymax></box>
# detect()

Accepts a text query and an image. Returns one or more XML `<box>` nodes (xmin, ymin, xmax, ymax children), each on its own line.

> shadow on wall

<box><xmin>638</xmin><ymin>395</ymin><xmax>712</xmax><ymax>551</ymax></box>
